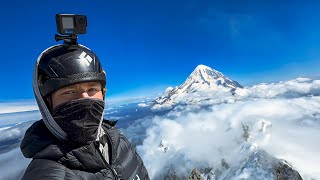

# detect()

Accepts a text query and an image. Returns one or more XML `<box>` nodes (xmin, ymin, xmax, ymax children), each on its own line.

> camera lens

<box><xmin>75</xmin><ymin>15</ymin><xmax>87</xmax><ymax>27</ymax></box>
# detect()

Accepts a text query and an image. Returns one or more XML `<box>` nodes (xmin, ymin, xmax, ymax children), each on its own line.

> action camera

<box><xmin>55</xmin><ymin>14</ymin><xmax>88</xmax><ymax>45</ymax></box>
<box><xmin>56</xmin><ymin>14</ymin><xmax>87</xmax><ymax>35</ymax></box>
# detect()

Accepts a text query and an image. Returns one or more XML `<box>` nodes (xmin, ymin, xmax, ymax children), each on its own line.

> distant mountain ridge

<box><xmin>160</xmin><ymin>149</ymin><xmax>302</xmax><ymax>180</ymax></box>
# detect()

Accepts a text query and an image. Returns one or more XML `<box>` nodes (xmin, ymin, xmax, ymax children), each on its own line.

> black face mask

<box><xmin>51</xmin><ymin>98</ymin><xmax>105</xmax><ymax>147</ymax></box>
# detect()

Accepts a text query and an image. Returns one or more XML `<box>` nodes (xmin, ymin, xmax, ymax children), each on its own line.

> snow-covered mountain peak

<box><xmin>181</xmin><ymin>64</ymin><xmax>242</xmax><ymax>93</ymax></box>
<box><xmin>153</xmin><ymin>64</ymin><xmax>243</xmax><ymax>108</ymax></box>
<box><xmin>190</xmin><ymin>64</ymin><xmax>224</xmax><ymax>81</ymax></box>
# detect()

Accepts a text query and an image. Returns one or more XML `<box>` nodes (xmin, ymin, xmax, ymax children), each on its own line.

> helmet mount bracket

<box><xmin>55</xmin><ymin>34</ymin><xmax>78</xmax><ymax>45</ymax></box>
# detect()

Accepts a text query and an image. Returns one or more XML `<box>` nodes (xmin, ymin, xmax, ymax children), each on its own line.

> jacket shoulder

<box><xmin>107</xmin><ymin>129</ymin><xmax>150</xmax><ymax>179</ymax></box>
<box><xmin>101</xmin><ymin>121</ymin><xmax>150</xmax><ymax>179</ymax></box>
<box><xmin>117</xmin><ymin>134</ymin><xmax>150</xmax><ymax>180</ymax></box>
<box><xmin>22</xmin><ymin>159</ymin><xmax>116</xmax><ymax>180</ymax></box>
<box><xmin>21</xmin><ymin>159</ymin><xmax>79</xmax><ymax>180</ymax></box>
<box><xmin>102</xmin><ymin>119</ymin><xmax>118</xmax><ymax>128</ymax></box>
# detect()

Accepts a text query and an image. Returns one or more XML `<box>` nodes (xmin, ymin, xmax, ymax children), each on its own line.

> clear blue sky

<box><xmin>1</xmin><ymin>0</ymin><xmax>320</xmax><ymax>100</ymax></box>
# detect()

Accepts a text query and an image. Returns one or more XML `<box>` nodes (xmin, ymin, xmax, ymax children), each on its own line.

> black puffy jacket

<box><xmin>20</xmin><ymin>120</ymin><xmax>149</xmax><ymax>180</ymax></box>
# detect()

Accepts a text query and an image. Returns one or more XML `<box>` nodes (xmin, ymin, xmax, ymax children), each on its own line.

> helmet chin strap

<box><xmin>45</xmin><ymin>96</ymin><xmax>53</xmax><ymax>111</ymax></box>
<box><xmin>96</xmin><ymin>111</ymin><xmax>105</xmax><ymax>141</ymax></box>
<box><xmin>97</xmin><ymin>87</ymin><xmax>106</xmax><ymax>140</ymax></box>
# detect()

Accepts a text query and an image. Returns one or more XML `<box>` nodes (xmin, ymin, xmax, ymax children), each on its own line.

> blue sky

<box><xmin>1</xmin><ymin>0</ymin><xmax>320</xmax><ymax>100</ymax></box>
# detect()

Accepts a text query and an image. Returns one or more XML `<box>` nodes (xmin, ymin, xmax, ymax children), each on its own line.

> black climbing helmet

<box><xmin>37</xmin><ymin>44</ymin><xmax>106</xmax><ymax>97</ymax></box>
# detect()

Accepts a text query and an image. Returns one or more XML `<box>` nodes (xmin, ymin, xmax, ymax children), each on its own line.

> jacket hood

<box><xmin>20</xmin><ymin>120</ymin><xmax>57</xmax><ymax>158</ymax></box>
<box><xmin>33</xmin><ymin>45</ymin><xmax>67</xmax><ymax>141</ymax></box>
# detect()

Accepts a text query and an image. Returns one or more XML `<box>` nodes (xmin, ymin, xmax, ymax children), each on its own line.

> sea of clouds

<box><xmin>0</xmin><ymin>77</ymin><xmax>319</xmax><ymax>179</ymax></box>
<box><xmin>135</xmin><ymin>78</ymin><xmax>320</xmax><ymax>179</ymax></box>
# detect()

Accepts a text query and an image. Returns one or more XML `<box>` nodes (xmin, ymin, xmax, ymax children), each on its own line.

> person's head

<box><xmin>34</xmin><ymin>44</ymin><xmax>107</xmax><ymax>145</ymax></box>
<box><xmin>37</xmin><ymin>44</ymin><xmax>106</xmax><ymax>108</ymax></box>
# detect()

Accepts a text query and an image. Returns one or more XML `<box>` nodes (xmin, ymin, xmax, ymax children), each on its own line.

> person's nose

<box><xmin>79</xmin><ymin>92</ymin><xmax>89</xmax><ymax>98</ymax></box>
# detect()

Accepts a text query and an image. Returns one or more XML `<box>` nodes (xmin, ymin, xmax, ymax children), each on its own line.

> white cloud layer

<box><xmin>235</xmin><ymin>78</ymin><xmax>320</xmax><ymax>99</ymax></box>
<box><xmin>0</xmin><ymin>100</ymin><xmax>38</xmax><ymax>114</ymax></box>
<box><xmin>0</xmin><ymin>147</ymin><xmax>30</xmax><ymax>179</ymax></box>
<box><xmin>0</xmin><ymin>110</ymin><xmax>41</xmax><ymax>126</ymax></box>
<box><xmin>136</xmin><ymin>78</ymin><xmax>320</xmax><ymax>179</ymax></box>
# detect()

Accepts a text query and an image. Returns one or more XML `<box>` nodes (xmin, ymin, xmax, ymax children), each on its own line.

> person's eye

<box><xmin>88</xmin><ymin>88</ymin><xmax>99</xmax><ymax>92</ymax></box>
<box><xmin>62</xmin><ymin>90</ymin><xmax>75</xmax><ymax>95</ymax></box>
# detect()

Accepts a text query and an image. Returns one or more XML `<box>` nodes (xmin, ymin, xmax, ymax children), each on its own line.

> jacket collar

<box><xmin>20</xmin><ymin>119</ymin><xmax>118</xmax><ymax>171</ymax></box>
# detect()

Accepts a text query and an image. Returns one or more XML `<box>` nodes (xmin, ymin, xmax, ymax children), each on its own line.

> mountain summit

<box><xmin>153</xmin><ymin>64</ymin><xmax>242</xmax><ymax>107</ymax></box>
<box><xmin>179</xmin><ymin>64</ymin><xmax>242</xmax><ymax>93</ymax></box>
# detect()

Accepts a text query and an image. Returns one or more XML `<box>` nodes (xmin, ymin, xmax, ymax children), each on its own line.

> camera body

<box><xmin>56</xmin><ymin>14</ymin><xmax>87</xmax><ymax>35</ymax></box>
